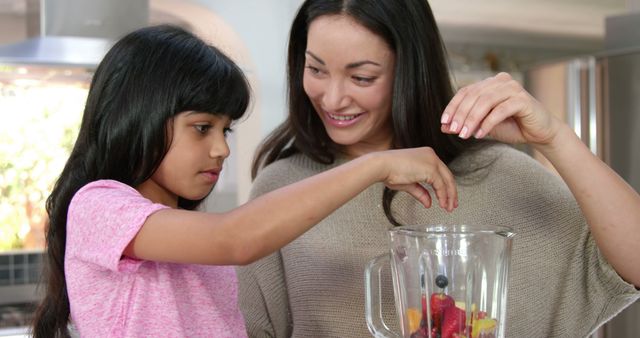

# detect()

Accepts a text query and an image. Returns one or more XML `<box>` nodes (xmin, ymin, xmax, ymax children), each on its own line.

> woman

<box><xmin>237</xmin><ymin>0</ymin><xmax>640</xmax><ymax>337</ymax></box>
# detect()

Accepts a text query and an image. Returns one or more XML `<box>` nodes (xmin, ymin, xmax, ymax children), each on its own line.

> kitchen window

<box><xmin>0</xmin><ymin>64</ymin><xmax>89</xmax><ymax>254</ymax></box>
<box><xmin>0</xmin><ymin>64</ymin><xmax>90</xmax><ymax>331</ymax></box>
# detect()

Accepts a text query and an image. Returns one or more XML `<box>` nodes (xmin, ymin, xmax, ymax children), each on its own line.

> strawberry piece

<box><xmin>441</xmin><ymin>306</ymin><xmax>466</xmax><ymax>338</ymax></box>
<box><xmin>430</xmin><ymin>293</ymin><xmax>454</xmax><ymax>330</ymax></box>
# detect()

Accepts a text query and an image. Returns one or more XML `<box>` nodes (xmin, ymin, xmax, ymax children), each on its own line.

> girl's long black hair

<box><xmin>252</xmin><ymin>0</ymin><xmax>479</xmax><ymax>225</ymax></box>
<box><xmin>31</xmin><ymin>25</ymin><xmax>250</xmax><ymax>337</ymax></box>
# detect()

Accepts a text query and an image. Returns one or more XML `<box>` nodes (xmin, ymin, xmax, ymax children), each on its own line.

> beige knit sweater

<box><xmin>236</xmin><ymin>143</ymin><xmax>639</xmax><ymax>338</ymax></box>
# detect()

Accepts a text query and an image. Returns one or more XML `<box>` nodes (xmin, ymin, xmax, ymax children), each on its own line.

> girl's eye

<box><xmin>194</xmin><ymin>124</ymin><xmax>212</xmax><ymax>134</ymax></box>
<box><xmin>223</xmin><ymin>128</ymin><xmax>234</xmax><ymax>138</ymax></box>
<box><xmin>353</xmin><ymin>76</ymin><xmax>375</xmax><ymax>85</ymax></box>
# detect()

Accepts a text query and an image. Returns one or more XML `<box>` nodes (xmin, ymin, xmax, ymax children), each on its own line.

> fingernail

<box><xmin>449</xmin><ymin>121</ymin><xmax>458</xmax><ymax>132</ymax></box>
<box><xmin>459</xmin><ymin>126</ymin><xmax>469</xmax><ymax>139</ymax></box>
<box><xmin>474</xmin><ymin>129</ymin><xmax>484</xmax><ymax>139</ymax></box>
<box><xmin>440</xmin><ymin>113</ymin><xmax>449</xmax><ymax>124</ymax></box>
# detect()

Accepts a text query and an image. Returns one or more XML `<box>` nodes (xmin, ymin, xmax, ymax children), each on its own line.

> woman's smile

<box><xmin>323</xmin><ymin>110</ymin><xmax>366</xmax><ymax>127</ymax></box>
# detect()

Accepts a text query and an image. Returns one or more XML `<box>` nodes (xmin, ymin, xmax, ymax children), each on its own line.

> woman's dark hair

<box><xmin>252</xmin><ymin>0</ymin><xmax>477</xmax><ymax>225</ymax></box>
<box><xmin>31</xmin><ymin>24</ymin><xmax>250</xmax><ymax>337</ymax></box>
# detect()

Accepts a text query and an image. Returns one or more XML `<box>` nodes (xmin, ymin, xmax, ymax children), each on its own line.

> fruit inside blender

<box><xmin>407</xmin><ymin>274</ymin><xmax>498</xmax><ymax>338</ymax></box>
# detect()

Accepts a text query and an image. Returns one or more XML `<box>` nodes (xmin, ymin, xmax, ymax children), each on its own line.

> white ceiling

<box><xmin>430</xmin><ymin>0</ymin><xmax>630</xmax><ymax>49</ymax></box>
<box><xmin>0</xmin><ymin>0</ymin><xmax>630</xmax><ymax>19</ymax></box>
<box><xmin>0</xmin><ymin>0</ymin><xmax>634</xmax><ymax>50</ymax></box>
<box><xmin>0</xmin><ymin>0</ymin><xmax>22</xmax><ymax>14</ymax></box>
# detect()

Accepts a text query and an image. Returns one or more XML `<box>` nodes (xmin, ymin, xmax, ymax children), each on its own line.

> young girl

<box><xmin>30</xmin><ymin>25</ymin><xmax>457</xmax><ymax>337</ymax></box>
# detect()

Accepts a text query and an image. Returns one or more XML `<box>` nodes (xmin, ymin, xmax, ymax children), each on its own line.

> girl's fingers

<box><xmin>410</xmin><ymin>183</ymin><xmax>433</xmax><ymax>209</ymax></box>
<box><xmin>424</xmin><ymin>163</ymin><xmax>457</xmax><ymax>212</ymax></box>
<box><xmin>439</xmin><ymin>163</ymin><xmax>458</xmax><ymax>212</ymax></box>
<box><xmin>424</xmin><ymin>164</ymin><xmax>457</xmax><ymax>212</ymax></box>
<box><xmin>385</xmin><ymin>147</ymin><xmax>458</xmax><ymax>212</ymax></box>
<box><xmin>428</xmin><ymin>160</ymin><xmax>457</xmax><ymax>212</ymax></box>
<box><xmin>388</xmin><ymin>169</ymin><xmax>456</xmax><ymax>212</ymax></box>
<box><xmin>389</xmin><ymin>183</ymin><xmax>432</xmax><ymax>209</ymax></box>
<box><xmin>430</xmin><ymin>175</ymin><xmax>448</xmax><ymax>210</ymax></box>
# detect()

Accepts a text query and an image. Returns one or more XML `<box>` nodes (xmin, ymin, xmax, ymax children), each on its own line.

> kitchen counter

<box><xmin>0</xmin><ymin>326</ymin><xmax>28</xmax><ymax>338</ymax></box>
<box><xmin>0</xmin><ymin>303</ymin><xmax>34</xmax><ymax>332</ymax></box>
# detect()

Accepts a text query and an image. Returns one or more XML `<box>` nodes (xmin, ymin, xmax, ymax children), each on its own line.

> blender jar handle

<box><xmin>365</xmin><ymin>254</ymin><xmax>401</xmax><ymax>338</ymax></box>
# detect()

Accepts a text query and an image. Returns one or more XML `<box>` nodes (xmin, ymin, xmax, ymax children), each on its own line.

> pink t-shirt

<box><xmin>65</xmin><ymin>180</ymin><xmax>247</xmax><ymax>337</ymax></box>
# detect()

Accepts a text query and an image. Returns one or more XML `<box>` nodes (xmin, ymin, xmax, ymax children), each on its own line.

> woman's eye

<box><xmin>353</xmin><ymin>76</ymin><xmax>375</xmax><ymax>85</ymax></box>
<box><xmin>194</xmin><ymin>124</ymin><xmax>211</xmax><ymax>134</ymax></box>
<box><xmin>306</xmin><ymin>65</ymin><xmax>322</xmax><ymax>75</ymax></box>
<box><xmin>223</xmin><ymin>127</ymin><xmax>234</xmax><ymax>138</ymax></box>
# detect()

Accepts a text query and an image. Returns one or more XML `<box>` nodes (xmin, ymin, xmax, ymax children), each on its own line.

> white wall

<box><xmin>190</xmin><ymin>0</ymin><xmax>627</xmax><ymax>136</ymax></box>
<box><xmin>192</xmin><ymin>0</ymin><xmax>303</xmax><ymax>136</ymax></box>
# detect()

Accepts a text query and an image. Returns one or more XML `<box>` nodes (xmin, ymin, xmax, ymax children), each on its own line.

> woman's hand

<box><xmin>367</xmin><ymin>147</ymin><xmax>458</xmax><ymax>212</ymax></box>
<box><xmin>440</xmin><ymin>72</ymin><xmax>562</xmax><ymax>147</ymax></box>
<box><xmin>439</xmin><ymin>73</ymin><xmax>640</xmax><ymax>286</ymax></box>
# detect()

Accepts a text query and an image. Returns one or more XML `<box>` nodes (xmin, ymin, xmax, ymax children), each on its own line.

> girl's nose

<box><xmin>209</xmin><ymin>133</ymin><xmax>230</xmax><ymax>160</ymax></box>
<box><xmin>322</xmin><ymin>79</ymin><xmax>350</xmax><ymax>111</ymax></box>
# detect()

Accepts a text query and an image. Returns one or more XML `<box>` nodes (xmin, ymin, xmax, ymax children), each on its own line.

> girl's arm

<box><xmin>441</xmin><ymin>72</ymin><xmax>640</xmax><ymax>287</ymax></box>
<box><xmin>124</xmin><ymin>147</ymin><xmax>457</xmax><ymax>265</ymax></box>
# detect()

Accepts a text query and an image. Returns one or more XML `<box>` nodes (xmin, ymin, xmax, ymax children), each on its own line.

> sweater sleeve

<box><xmin>485</xmin><ymin>145</ymin><xmax>640</xmax><ymax>336</ymax></box>
<box><xmin>237</xmin><ymin>252</ymin><xmax>291</xmax><ymax>338</ymax></box>
<box><xmin>523</xmin><ymin>148</ymin><xmax>639</xmax><ymax>335</ymax></box>
<box><xmin>236</xmin><ymin>160</ymin><xmax>298</xmax><ymax>338</ymax></box>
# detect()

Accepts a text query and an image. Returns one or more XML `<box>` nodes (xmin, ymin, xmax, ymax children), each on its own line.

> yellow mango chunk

<box><xmin>471</xmin><ymin>318</ymin><xmax>497</xmax><ymax>338</ymax></box>
<box><xmin>454</xmin><ymin>301</ymin><xmax>477</xmax><ymax>312</ymax></box>
<box><xmin>406</xmin><ymin>307</ymin><xmax>422</xmax><ymax>332</ymax></box>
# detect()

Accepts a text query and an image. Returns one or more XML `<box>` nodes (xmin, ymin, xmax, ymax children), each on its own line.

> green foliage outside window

<box><xmin>0</xmin><ymin>80</ymin><xmax>87</xmax><ymax>251</ymax></box>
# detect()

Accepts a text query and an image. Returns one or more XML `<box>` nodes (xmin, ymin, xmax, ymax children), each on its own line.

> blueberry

<box><xmin>410</xmin><ymin>327</ymin><xmax>429</xmax><ymax>338</ymax></box>
<box><xmin>435</xmin><ymin>274</ymin><xmax>448</xmax><ymax>289</ymax></box>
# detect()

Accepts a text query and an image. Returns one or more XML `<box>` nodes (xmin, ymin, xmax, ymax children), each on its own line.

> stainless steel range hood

<box><xmin>0</xmin><ymin>35</ymin><xmax>114</xmax><ymax>67</ymax></box>
<box><xmin>0</xmin><ymin>0</ymin><xmax>149</xmax><ymax>67</ymax></box>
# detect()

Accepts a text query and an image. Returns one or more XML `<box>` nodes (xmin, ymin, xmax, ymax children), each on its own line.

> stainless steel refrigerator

<box><xmin>524</xmin><ymin>12</ymin><xmax>640</xmax><ymax>338</ymax></box>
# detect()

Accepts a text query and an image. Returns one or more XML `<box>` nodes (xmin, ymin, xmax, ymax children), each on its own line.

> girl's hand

<box><xmin>369</xmin><ymin>147</ymin><xmax>458</xmax><ymax>212</ymax></box>
<box><xmin>440</xmin><ymin>72</ymin><xmax>562</xmax><ymax>147</ymax></box>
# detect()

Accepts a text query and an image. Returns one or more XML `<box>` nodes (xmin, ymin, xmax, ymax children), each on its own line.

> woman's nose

<box><xmin>322</xmin><ymin>79</ymin><xmax>350</xmax><ymax>111</ymax></box>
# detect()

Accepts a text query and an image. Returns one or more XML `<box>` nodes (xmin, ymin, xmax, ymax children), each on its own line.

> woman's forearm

<box><xmin>535</xmin><ymin>124</ymin><xmax>640</xmax><ymax>286</ymax></box>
